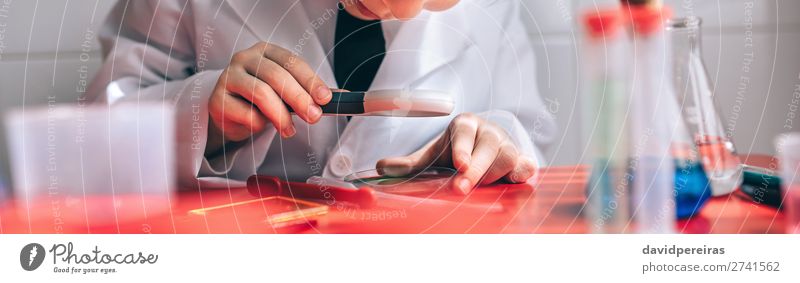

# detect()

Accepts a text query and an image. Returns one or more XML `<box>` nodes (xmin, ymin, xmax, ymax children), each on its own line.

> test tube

<box><xmin>625</xmin><ymin>5</ymin><xmax>677</xmax><ymax>233</ymax></box>
<box><xmin>581</xmin><ymin>8</ymin><xmax>630</xmax><ymax>233</ymax></box>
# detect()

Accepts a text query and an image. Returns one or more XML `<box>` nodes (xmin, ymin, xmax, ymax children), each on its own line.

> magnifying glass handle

<box><xmin>285</xmin><ymin>91</ymin><xmax>366</xmax><ymax>115</ymax></box>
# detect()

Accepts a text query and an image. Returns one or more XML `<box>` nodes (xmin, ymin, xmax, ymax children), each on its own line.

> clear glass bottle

<box><xmin>667</xmin><ymin>17</ymin><xmax>743</xmax><ymax>196</ymax></box>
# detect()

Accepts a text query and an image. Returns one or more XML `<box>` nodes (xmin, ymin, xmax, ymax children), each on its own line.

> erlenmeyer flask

<box><xmin>667</xmin><ymin>17</ymin><xmax>743</xmax><ymax>196</ymax></box>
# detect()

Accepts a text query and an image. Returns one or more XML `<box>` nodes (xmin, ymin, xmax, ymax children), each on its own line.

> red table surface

<box><xmin>0</xmin><ymin>155</ymin><xmax>784</xmax><ymax>234</ymax></box>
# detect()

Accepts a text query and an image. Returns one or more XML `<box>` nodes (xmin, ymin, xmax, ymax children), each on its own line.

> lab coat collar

<box><xmin>372</xmin><ymin>10</ymin><xmax>473</xmax><ymax>90</ymax></box>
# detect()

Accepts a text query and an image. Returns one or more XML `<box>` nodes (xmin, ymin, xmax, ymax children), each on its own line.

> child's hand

<box><xmin>376</xmin><ymin>113</ymin><xmax>538</xmax><ymax>195</ymax></box>
<box><xmin>341</xmin><ymin>0</ymin><xmax>460</xmax><ymax>20</ymax></box>
<box><xmin>209</xmin><ymin>42</ymin><xmax>332</xmax><ymax>143</ymax></box>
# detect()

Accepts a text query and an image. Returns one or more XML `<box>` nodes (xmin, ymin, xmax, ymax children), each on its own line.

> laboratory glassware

<box><xmin>776</xmin><ymin>133</ymin><xmax>800</xmax><ymax>233</ymax></box>
<box><xmin>626</xmin><ymin>5</ymin><xmax>680</xmax><ymax>233</ymax></box>
<box><xmin>667</xmin><ymin>17</ymin><xmax>743</xmax><ymax>196</ymax></box>
<box><xmin>345</xmin><ymin>166</ymin><xmax>456</xmax><ymax>195</ymax></box>
<box><xmin>630</xmin><ymin>8</ymin><xmax>713</xmax><ymax>225</ymax></box>
<box><xmin>581</xmin><ymin>8</ymin><xmax>632</xmax><ymax>233</ymax></box>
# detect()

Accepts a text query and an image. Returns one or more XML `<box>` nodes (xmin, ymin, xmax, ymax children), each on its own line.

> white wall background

<box><xmin>0</xmin><ymin>0</ymin><xmax>798</xmax><ymax>189</ymax></box>
<box><xmin>0</xmin><ymin>1</ymin><xmax>116</xmax><ymax>191</ymax></box>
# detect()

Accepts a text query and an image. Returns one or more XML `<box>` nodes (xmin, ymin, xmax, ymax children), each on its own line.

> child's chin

<box><xmin>344</xmin><ymin>5</ymin><xmax>379</xmax><ymax>21</ymax></box>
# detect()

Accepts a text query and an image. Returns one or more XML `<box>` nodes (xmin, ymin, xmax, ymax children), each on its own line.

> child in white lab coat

<box><xmin>87</xmin><ymin>0</ymin><xmax>556</xmax><ymax>194</ymax></box>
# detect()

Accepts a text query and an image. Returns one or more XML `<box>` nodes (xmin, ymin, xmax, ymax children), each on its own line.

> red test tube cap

<box><xmin>582</xmin><ymin>8</ymin><xmax>624</xmax><ymax>39</ymax></box>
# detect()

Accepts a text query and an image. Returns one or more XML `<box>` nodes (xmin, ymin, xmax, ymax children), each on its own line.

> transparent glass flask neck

<box><xmin>669</xmin><ymin>16</ymin><xmax>705</xmax><ymax>69</ymax></box>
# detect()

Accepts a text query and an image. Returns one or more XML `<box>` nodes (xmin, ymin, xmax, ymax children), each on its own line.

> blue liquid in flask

<box><xmin>674</xmin><ymin>160</ymin><xmax>712</xmax><ymax>219</ymax></box>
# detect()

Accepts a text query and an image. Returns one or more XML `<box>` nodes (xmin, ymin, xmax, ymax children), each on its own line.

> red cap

<box><xmin>623</xmin><ymin>5</ymin><xmax>673</xmax><ymax>35</ymax></box>
<box><xmin>582</xmin><ymin>9</ymin><xmax>624</xmax><ymax>39</ymax></box>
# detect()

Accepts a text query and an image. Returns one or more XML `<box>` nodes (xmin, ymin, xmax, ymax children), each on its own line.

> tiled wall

<box><xmin>0</xmin><ymin>1</ymin><xmax>797</xmax><ymax>187</ymax></box>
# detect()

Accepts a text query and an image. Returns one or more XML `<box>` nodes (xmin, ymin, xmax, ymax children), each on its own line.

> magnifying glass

<box><xmin>288</xmin><ymin>89</ymin><xmax>455</xmax><ymax>117</ymax></box>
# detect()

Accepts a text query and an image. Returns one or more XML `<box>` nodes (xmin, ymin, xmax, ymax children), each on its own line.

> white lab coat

<box><xmin>87</xmin><ymin>0</ymin><xmax>556</xmax><ymax>188</ymax></box>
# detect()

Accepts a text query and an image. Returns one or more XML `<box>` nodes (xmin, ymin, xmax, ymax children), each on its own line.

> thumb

<box><xmin>376</xmin><ymin>134</ymin><xmax>447</xmax><ymax>177</ymax></box>
<box><xmin>376</xmin><ymin>156</ymin><xmax>418</xmax><ymax>177</ymax></box>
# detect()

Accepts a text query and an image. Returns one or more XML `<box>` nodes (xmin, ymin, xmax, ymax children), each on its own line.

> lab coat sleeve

<box><xmin>85</xmin><ymin>0</ymin><xmax>270</xmax><ymax>188</ymax></box>
<box><xmin>483</xmin><ymin>1</ymin><xmax>557</xmax><ymax>167</ymax></box>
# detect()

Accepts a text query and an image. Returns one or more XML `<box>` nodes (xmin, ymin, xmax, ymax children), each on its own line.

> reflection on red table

<box><xmin>0</xmin><ymin>155</ymin><xmax>785</xmax><ymax>234</ymax></box>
